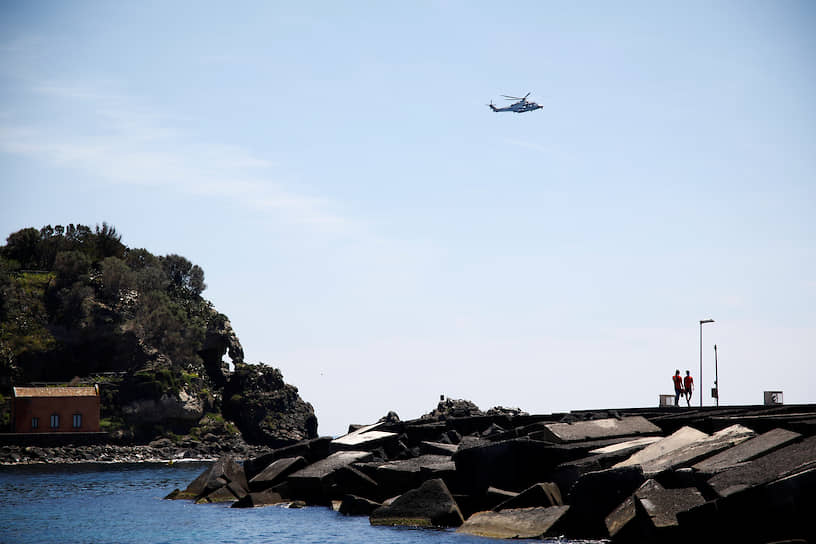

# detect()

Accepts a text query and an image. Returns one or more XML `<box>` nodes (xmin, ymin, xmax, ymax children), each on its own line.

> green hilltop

<box><xmin>0</xmin><ymin>223</ymin><xmax>317</xmax><ymax>446</ymax></box>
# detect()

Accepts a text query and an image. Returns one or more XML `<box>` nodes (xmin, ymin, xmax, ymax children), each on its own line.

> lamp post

<box><xmin>699</xmin><ymin>319</ymin><xmax>714</xmax><ymax>407</ymax></box>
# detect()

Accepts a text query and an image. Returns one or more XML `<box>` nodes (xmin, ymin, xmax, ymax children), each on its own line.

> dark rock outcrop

<box><xmin>223</xmin><ymin>363</ymin><xmax>318</xmax><ymax>447</ymax></box>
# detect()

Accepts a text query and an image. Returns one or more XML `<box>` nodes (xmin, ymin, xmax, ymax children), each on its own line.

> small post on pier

<box><xmin>713</xmin><ymin>344</ymin><xmax>719</xmax><ymax>406</ymax></box>
<box><xmin>699</xmin><ymin>319</ymin><xmax>714</xmax><ymax>407</ymax></box>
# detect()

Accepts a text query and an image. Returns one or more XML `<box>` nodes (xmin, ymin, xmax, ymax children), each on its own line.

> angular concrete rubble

<box><xmin>170</xmin><ymin>402</ymin><xmax>816</xmax><ymax>543</ymax></box>
<box><xmin>614</xmin><ymin>426</ymin><xmax>708</xmax><ymax>470</ymax></box>
<box><xmin>705</xmin><ymin>435</ymin><xmax>816</xmax><ymax>498</ymax></box>
<box><xmin>635</xmin><ymin>424</ymin><xmax>756</xmax><ymax>477</ymax></box>
<box><xmin>692</xmin><ymin>427</ymin><xmax>802</xmax><ymax>474</ymax></box>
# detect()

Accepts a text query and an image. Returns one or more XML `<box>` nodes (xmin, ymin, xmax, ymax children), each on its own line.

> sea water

<box><xmin>0</xmin><ymin>463</ymin><xmax>595</xmax><ymax>544</ymax></box>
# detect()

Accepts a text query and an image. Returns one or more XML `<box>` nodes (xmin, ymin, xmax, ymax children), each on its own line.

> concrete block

<box><xmin>494</xmin><ymin>482</ymin><xmax>562</xmax><ymax>510</ymax></box>
<box><xmin>369</xmin><ymin>478</ymin><xmax>464</xmax><ymax>528</ymax></box>
<box><xmin>614</xmin><ymin>426</ymin><xmax>708</xmax><ymax>470</ymax></box>
<box><xmin>338</xmin><ymin>494</ymin><xmax>382</xmax><ymax>516</ymax></box>
<box><xmin>330</xmin><ymin>465</ymin><xmax>381</xmax><ymax>501</ymax></box>
<box><xmin>706</xmin><ymin>435</ymin><xmax>816</xmax><ymax>498</ymax></box>
<box><xmin>330</xmin><ymin>422</ymin><xmax>398</xmax><ymax>452</ymax></box>
<box><xmin>454</xmin><ymin>487</ymin><xmax>516</xmax><ymax>520</ymax></box>
<box><xmin>635</xmin><ymin>479</ymin><xmax>705</xmax><ymax>530</ymax></box>
<box><xmin>419</xmin><ymin>441</ymin><xmax>459</xmax><ymax>456</ymax></box>
<box><xmin>231</xmin><ymin>489</ymin><xmax>288</xmax><ymax>508</ymax></box>
<box><xmin>373</xmin><ymin>455</ymin><xmax>453</xmax><ymax>496</ymax></box>
<box><xmin>605</xmin><ymin>493</ymin><xmax>638</xmax><ymax>538</ymax></box>
<box><xmin>457</xmin><ymin>506</ymin><xmax>570</xmax><ymax>539</ymax></box>
<box><xmin>287</xmin><ymin>450</ymin><xmax>373</xmax><ymax>502</ymax></box>
<box><xmin>606</xmin><ymin>479</ymin><xmax>705</xmax><ymax>540</ymax></box>
<box><xmin>590</xmin><ymin>436</ymin><xmax>663</xmax><ymax>455</ymax></box>
<box><xmin>248</xmin><ymin>456</ymin><xmax>307</xmax><ymax>491</ymax></box>
<box><xmin>197</xmin><ymin>485</ymin><xmax>238</xmax><ymax>503</ymax></box>
<box><xmin>243</xmin><ymin>436</ymin><xmax>332</xmax><ymax>480</ymax></box>
<box><xmin>453</xmin><ymin>438</ymin><xmax>566</xmax><ymax>493</ymax></box>
<box><xmin>638</xmin><ymin>424</ymin><xmax>755</xmax><ymax>477</ymax></box>
<box><xmin>563</xmin><ymin>465</ymin><xmax>645</xmax><ymax>538</ymax></box>
<box><xmin>692</xmin><ymin>428</ymin><xmax>802</xmax><ymax>475</ymax></box>
<box><xmin>538</xmin><ymin>416</ymin><xmax>661</xmax><ymax>444</ymax></box>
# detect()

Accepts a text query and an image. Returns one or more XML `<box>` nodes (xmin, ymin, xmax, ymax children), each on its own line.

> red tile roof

<box><xmin>13</xmin><ymin>386</ymin><xmax>99</xmax><ymax>398</ymax></box>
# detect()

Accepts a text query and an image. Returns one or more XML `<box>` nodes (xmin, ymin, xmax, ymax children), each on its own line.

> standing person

<box><xmin>672</xmin><ymin>370</ymin><xmax>684</xmax><ymax>407</ymax></box>
<box><xmin>684</xmin><ymin>370</ymin><xmax>694</xmax><ymax>407</ymax></box>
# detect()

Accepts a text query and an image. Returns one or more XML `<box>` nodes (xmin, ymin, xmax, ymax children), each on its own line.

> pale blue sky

<box><xmin>2</xmin><ymin>1</ymin><xmax>814</xmax><ymax>436</ymax></box>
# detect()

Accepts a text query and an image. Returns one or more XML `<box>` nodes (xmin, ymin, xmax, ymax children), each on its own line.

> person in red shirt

<box><xmin>672</xmin><ymin>370</ymin><xmax>684</xmax><ymax>406</ymax></box>
<box><xmin>683</xmin><ymin>370</ymin><xmax>694</xmax><ymax>407</ymax></box>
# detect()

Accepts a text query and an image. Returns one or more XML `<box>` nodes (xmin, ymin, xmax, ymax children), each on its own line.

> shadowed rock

<box><xmin>206</xmin><ymin>455</ymin><xmax>248</xmax><ymax>494</ymax></box>
<box><xmin>338</xmin><ymin>495</ymin><xmax>382</xmax><ymax>516</ymax></box>
<box><xmin>369</xmin><ymin>478</ymin><xmax>464</xmax><ymax>528</ymax></box>
<box><xmin>562</xmin><ymin>465</ymin><xmax>645</xmax><ymax>538</ymax></box>
<box><xmin>457</xmin><ymin>506</ymin><xmax>570</xmax><ymax>539</ymax></box>
<box><xmin>419</xmin><ymin>441</ymin><xmax>459</xmax><ymax>456</ymax></box>
<box><xmin>494</xmin><ymin>482</ymin><xmax>562</xmax><ymax>510</ymax></box>
<box><xmin>197</xmin><ymin>485</ymin><xmax>239</xmax><ymax>503</ymax></box>
<box><xmin>168</xmin><ymin>454</ymin><xmax>248</xmax><ymax>501</ymax></box>
<box><xmin>453</xmin><ymin>438</ymin><xmax>565</xmax><ymax>493</ymax></box>
<box><xmin>550</xmin><ymin>436</ymin><xmax>664</xmax><ymax>494</ymax></box>
<box><xmin>243</xmin><ymin>436</ymin><xmax>332</xmax><ymax>480</ymax></box>
<box><xmin>606</xmin><ymin>479</ymin><xmax>705</xmax><ymax>540</ymax></box>
<box><xmin>231</xmin><ymin>489</ymin><xmax>288</xmax><ymax>508</ymax></box>
<box><xmin>678</xmin><ymin>466</ymin><xmax>816</xmax><ymax>543</ymax></box>
<box><xmin>706</xmin><ymin>435</ymin><xmax>816</xmax><ymax>498</ymax></box>
<box><xmin>372</xmin><ymin>455</ymin><xmax>455</xmax><ymax>496</ymax></box>
<box><xmin>287</xmin><ymin>451</ymin><xmax>373</xmax><ymax>503</ymax></box>
<box><xmin>330</xmin><ymin>465</ymin><xmax>381</xmax><ymax>501</ymax></box>
<box><xmin>249</xmin><ymin>456</ymin><xmax>307</xmax><ymax>492</ymax></box>
<box><xmin>455</xmin><ymin>487</ymin><xmax>517</xmax><ymax>520</ymax></box>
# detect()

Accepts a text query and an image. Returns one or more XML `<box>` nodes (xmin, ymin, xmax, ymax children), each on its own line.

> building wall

<box><xmin>13</xmin><ymin>396</ymin><xmax>101</xmax><ymax>433</ymax></box>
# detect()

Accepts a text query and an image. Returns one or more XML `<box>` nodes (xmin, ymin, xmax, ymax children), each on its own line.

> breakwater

<box><xmin>168</xmin><ymin>401</ymin><xmax>816</xmax><ymax>543</ymax></box>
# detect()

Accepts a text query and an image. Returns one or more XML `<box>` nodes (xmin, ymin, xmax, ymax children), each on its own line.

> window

<box><xmin>72</xmin><ymin>414</ymin><xmax>82</xmax><ymax>429</ymax></box>
<box><xmin>31</xmin><ymin>417</ymin><xmax>39</xmax><ymax>429</ymax></box>
<box><xmin>50</xmin><ymin>414</ymin><xmax>60</xmax><ymax>429</ymax></box>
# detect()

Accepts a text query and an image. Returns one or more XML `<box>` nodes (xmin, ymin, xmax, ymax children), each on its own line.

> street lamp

<box><xmin>699</xmin><ymin>319</ymin><xmax>714</xmax><ymax>407</ymax></box>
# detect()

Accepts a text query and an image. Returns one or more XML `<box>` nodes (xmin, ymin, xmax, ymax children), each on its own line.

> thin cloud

<box><xmin>1</xmin><ymin>81</ymin><xmax>349</xmax><ymax>229</ymax></box>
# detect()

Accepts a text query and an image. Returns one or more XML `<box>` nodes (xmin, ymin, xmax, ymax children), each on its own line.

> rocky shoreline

<box><xmin>165</xmin><ymin>399</ymin><xmax>816</xmax><ymax>544</ymax></box>
<box><xmin>0</xmin><ymin>435</ymin><xmax>272</xmax><ymax>465</ymax></box>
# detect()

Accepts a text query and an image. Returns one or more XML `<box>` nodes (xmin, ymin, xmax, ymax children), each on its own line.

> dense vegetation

<box><xmin>0</xmin><ymin>224</ymin><xmax>317</xmax><ymax>445</ymax></box>
<box><xmin>1</xmin><ymin>224</ymin><xmax>208</xmax><ymax>382</ymax></box>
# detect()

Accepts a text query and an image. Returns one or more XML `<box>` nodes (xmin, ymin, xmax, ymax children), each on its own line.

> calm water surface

<box><xmin>0</xmin><ymin>463</ymin><xmax>593</xmax><ymax>544</ymax></box>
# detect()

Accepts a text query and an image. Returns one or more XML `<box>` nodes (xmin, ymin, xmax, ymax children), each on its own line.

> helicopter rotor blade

<box><xmin>524</xmin><ymin>92</ymin><xmax>531</xmax><ymax>99</ymax></box>
<box><xmin>501</xmin><ymin>95</ymin><xmax>522</xmax><ymax>100</ymax></box>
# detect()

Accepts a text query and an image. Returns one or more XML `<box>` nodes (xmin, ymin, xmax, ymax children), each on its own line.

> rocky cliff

<box><xmin>0</xmin><ymin>224</ymin><xmax>318</xmax><ymax>447</ymax></box>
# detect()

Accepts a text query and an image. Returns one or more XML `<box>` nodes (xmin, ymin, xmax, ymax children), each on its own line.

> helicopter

<box><xmin>488</xmin><ymin>92</ymin><xmax>543</xmax><ymax>113</ymax></box>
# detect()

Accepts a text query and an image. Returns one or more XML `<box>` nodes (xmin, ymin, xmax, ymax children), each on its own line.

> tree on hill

<box><xmin>0</xmin><ymin>223</ymin><xmax>318</xmax><ymax>446</ymax></box>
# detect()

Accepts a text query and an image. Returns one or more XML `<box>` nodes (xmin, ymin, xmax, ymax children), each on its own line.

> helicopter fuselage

<box><xmin>489</xmin><ymin>94</ymin><xmax>543</xmax><ymax>113</ymax></box>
